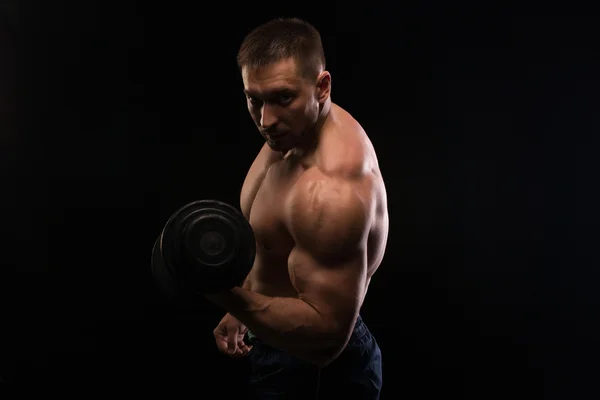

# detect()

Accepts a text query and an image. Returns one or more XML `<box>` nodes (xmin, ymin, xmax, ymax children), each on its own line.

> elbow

<box><xmin>311</xmin><ymin>333</ymin><xmax>348</xmax><ymax>368</ymax></box>
<box><xmin>303</xmin><ymin>314</ymin><xmax>354</xmax><ymax>367</ymax></box>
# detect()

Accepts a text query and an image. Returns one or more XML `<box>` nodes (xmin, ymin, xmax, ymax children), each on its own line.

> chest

<box><xmin>243</xmin><ymin>160</ymin><xmax>304</xmax><ymax>254</ymax></box>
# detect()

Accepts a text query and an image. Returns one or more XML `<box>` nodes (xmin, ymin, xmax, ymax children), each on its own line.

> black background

<box><xmin>1</xmin><ymin>2</ymin><xmax>599</xmax><ymax>398</ymax></box>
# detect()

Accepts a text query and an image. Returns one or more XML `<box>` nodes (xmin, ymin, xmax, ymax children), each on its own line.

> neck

<box><xmin>284</xmin><ymin>98</ymin><xmax>332</xmax><ymax>159</ymax></box>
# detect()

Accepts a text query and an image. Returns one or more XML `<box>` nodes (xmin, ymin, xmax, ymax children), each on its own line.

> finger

<box><xmin>227</xmin><ymin>346</ymin><xmax>246</xmax><ymax>358</ymax></box>
<box><xmin>237</xmin><ymin>346</ymin><xmax>252</xmax><ymax>357</ymax></box>
<box><xmin>239</xmin><ymin>344</ymin><xmax>253</xmax><ymax>356</ymax></box>
<box><xmin>231</xmin><ymin>348</ymin><xmax>245</xmax><ymax>358</ymax></box>
<box><xmin>238</xmin><ymin>340</ymin><xmax>251</xmax><ymax>350</ymax></box>
<box><xmin>227</xmin><ymin>341</ymin><xmax>252</xmax><ymax>357</ymax></box>
<box><xmin>216</xmin><ymin>339</ymin><xmax>229</xmax><ymax>355</ymax></box>
<box><xmin>226</xmin><ymin>330</ymin><xmax>238</xmax><ymax>355</ymax></box>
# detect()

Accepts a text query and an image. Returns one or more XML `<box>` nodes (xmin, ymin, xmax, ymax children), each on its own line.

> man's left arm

<box><xmin>204</xmin><ymin>174</ymin><xmax>371</xmax><ymax>367</ymax></box>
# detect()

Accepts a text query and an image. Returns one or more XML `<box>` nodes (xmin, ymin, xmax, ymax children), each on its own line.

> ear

<box><xmin>316</xmin><ymin>71</ymin><xmax>331</xmax><ymax>103</ymax></box>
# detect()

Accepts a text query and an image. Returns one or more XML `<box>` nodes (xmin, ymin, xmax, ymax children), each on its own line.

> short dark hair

<box><xmin>236</xmin><ymin>17</ymin><xmax>326</xmax><ymax>81</ymax></box>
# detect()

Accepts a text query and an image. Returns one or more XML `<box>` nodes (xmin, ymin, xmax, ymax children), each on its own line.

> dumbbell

<box><xmin>151</xmin><ymin>200</ymin><xmax>255</xmax><ymax>302</ymax></box>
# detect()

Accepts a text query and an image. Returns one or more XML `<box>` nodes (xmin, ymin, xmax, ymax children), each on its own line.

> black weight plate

<box><xmin>152</xmin><ymin>199</ymin><xmax>256</xmax><ymax>298</ymax></box>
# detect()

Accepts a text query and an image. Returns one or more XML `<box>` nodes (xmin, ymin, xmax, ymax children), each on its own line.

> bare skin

<box><xmin>209</xmin><ymin>58</ymin><xmax>389</xmax><ymax>368</ymax></box>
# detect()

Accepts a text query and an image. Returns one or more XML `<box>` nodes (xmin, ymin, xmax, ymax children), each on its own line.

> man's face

<box><xmin>242</xmin><ymin>58</ymin><xmax>322</xmax><ymax>152</ymax></box>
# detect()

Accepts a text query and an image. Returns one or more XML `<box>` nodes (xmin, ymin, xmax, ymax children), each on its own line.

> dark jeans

<box><xmin>246</xmin><ymin>315</ymin><xmax>383</xmax><ymax>399</ymax></box>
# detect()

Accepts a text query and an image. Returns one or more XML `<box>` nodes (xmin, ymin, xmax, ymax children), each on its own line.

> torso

<box><xmin>240</xmin><ymin>103</ymin><xmax>389</xmax><ymax>301</ymax></box>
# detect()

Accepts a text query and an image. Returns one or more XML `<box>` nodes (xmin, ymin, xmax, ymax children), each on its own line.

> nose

<box><xmin>260</xmin><ymin>103</ymin><xmax>278</xmax><ymax>130</ymax></box>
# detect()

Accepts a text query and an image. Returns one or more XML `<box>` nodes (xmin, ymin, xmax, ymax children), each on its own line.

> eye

<box><xmin>248</xmin><ymin>97</ymin><xmax>262</xmax><ymax>106</ymax></box>
<box><xmin>278</xmin><ymin>95</ymin><xmax>293</xmax><ymax>105</ymax></box>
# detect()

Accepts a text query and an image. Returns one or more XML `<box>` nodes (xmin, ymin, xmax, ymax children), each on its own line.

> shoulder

<box><xmin>285</xmin><ymin>167</ymin><xmax>372</xmax><ymax>262</ymax></box>
<box><xmin>318</xmin><ymin>106</ymin><xmax>379</xmax><ymax>179</ymax></box>
<box><xmin>284</xmin><ymin>107</ymin><xmax>381</xmax><ymax>258</ymax></box>
<box><xmin>291</xmin><ymin>168</ymin><xmax>369</xmax><ymax>214</ymax></box>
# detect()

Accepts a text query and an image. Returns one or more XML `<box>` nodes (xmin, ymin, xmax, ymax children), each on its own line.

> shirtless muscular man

<box><xmin>206</xmin><ymin>17</ymin><xmax>389</xmax><ymax>399</ymax></box>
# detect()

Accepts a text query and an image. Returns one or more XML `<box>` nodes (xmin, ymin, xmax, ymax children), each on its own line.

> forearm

<box><xmin>222</xmin><ymin>274</ymin><xmax>252</xmax><ymax>318</ymax></box>
<box><xmin>206</xmin><ymin>287</ymin><xmax>341</xmax><ymax>366</ymax></box>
